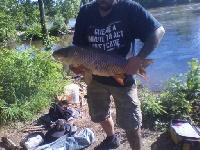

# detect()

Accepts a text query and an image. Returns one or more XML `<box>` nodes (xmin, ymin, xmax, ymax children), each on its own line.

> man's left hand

<box><xmin>125</xmin><ymin>57</ymin><xmax>143</xmax><ymax>75</ymax></box>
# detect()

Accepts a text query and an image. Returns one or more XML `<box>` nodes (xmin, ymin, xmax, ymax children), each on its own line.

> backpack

<box><xmin>48</xmin><ymin>103</ymin><xmax>73</xmax><ymax>122</ymax></box>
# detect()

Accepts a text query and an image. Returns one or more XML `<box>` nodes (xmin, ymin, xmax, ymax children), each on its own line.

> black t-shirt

<box><xmin>73</xmin><ymin>0</ymin><xmax>161</xmax><ymax>87</ymax></box>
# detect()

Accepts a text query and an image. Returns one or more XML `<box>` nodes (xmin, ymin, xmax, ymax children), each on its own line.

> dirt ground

<box><xmin>0</xmin><ymin>103</ymin><xmax>174</xmax><ymax>150</ymax></box>
<box><xmin>0</xmin><ymin>77</ymin><xmax>175</xmax><ymax>150</ymax></box>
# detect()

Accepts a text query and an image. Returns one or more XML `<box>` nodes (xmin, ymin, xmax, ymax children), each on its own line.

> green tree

<box><xmin>58</xmin><ymin>0</ymin><xmax>80</xmax><ymax>24</ymax></box>
<box><xmin>44</xmin><ymin>0</ymin><xmax>57</xmax><ymax>16</ymax></box>
<box><xmin>0</xmin><ymin>0</ymin><xmax>40</xmax><ymax>45</ymax></box>
<box><xmin>0</xmin><ymin>0</ymin><xmax>19</xmax><ymax>45</ymax></box>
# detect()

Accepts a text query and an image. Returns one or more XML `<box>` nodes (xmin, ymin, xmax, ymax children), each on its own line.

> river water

<box><xmin>143</xmin><ymin>3</ymin><xmax>200</xmax><ymax>91</ymax></box>
<box><xmin>6</xmin><ymin>3</ymin><xmax>200</xmax><ymax>91</ymax></box>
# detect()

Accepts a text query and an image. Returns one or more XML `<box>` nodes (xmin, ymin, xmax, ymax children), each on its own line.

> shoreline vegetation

<box><xmin>0</xmin><ymin>45</ymin><xmax>199</xmax><ymax>127</ymax></box>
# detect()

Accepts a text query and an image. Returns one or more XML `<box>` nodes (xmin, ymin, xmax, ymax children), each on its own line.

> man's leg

<box><xmin>125</xmin><ymin>128</ymin><xmax>142</xmax><ymax>150</ymax></box>
<box><xmin>87</xmin><ymin>80</ymin><xmax>120</xmax><ymax>149</ymax></box>
<box><xmin>96</xmin><ymin>117</ymin><xmax>120</xmax><ymax>150</ymax></box>
<box><xmin>110</xmin><ymin>84</ymin><xmax>142</xmax><ymax>150</ymax></box>
<box><xmin>100</xmin><ymin>117</ymin><xmax>115</xmax><ymax>136</ymax></box>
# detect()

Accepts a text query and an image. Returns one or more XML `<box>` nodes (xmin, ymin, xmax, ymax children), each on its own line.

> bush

<box><xmin>160</xmin><ymin>58</ymin><xmax>200</xmax><ymax>123</ymax></box>
<box><xmin>139</xmin><ymin>86</ymin><xmax>167</xmax><ymax>130</ymax></box>
<box><xmin>23</xmin><ymin>23</ymin><xmax>42</xmax><ymax>41</ymax></box>
<box><xmin>0</xmin><ymin>48</ymin><xmax>68</xmax><ymax>125</ymax></box>
<box><xmin>140</xmin><ymin>87</ymin><xmax>167</xmax><ymax>117</ymax></box>
<box><xmin>49</xmin><ymin>15</ymin><xmax>68</xmax><ymax>36</ymax></box>
<box><xmin>139</xmin><ymin>58</ymin><xmax>199</xmax><ymax>129</ymax></box>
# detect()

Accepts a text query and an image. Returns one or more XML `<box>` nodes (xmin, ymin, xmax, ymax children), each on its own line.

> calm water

<box><xmin>138</xmin><ymin>3</ymin><xmax>200</xmax><ymax>91</ymax></box>
<box><xmin>6</xmin><ymin>3</ymin><xmax>200</xmax><ymax>91</ymax></box>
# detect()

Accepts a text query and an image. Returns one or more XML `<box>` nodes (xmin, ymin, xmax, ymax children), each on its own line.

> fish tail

<box><xmin>137</xmin><ymin>59</ymin><xmax>153</xmax><ymax>80</ymax></box>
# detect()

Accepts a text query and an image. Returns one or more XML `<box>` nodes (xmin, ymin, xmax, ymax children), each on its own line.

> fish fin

<box><xmin>114</xmin><ymin>75</ymin><xmax>125</xmax><ymax>85</ymax></box>
<box><xmin>82</xmin><ymin>69</ymin><xmax>93</xmax><ymax>85</ymax></box>
<box><xmin>137</xmin><ymin>67</ymin><xmax>148</xmax><ymax>81</ymax></box>
<box><xmin>142</xmin><ymin>59</ymin><xmax>153</xmax><ymax>68</ymax></box>
<box><xmin>137</xmin><ymin>70</ymin><xmax>148</xmax><ymax>80</ymax></box>
<box><xmin>136</xmin><ymin>59</ymin><xmax>153</xmax><ymax>81</ymax></box>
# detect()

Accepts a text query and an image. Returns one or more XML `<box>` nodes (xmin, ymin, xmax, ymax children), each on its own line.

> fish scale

<box><xmin>54</xmin><ymin>46</ymin><xmax>127</xmax><ymax>77</ymax></box>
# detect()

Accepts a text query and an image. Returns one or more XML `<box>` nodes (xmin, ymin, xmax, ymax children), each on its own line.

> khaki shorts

<box><xmin>87</xmin><ymin>80</ymin><xmax>142</xmax><ymax>130</ymax></box>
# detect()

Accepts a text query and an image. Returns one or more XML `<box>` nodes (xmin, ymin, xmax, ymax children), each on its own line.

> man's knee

<box><xmin>125</xmin><ymin>128</ymin><xmax>141</xmax><ymax>137</ymax></box>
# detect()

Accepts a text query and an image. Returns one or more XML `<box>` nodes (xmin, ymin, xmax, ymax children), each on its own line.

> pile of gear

<box><xmin>2</xmin><ymin>103</ymin><xmax>94</xmax><ymax>150</ymax></box>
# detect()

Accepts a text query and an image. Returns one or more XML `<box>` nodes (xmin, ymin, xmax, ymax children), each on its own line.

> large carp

<box><xmin>52</xmin><ymin>45</ymin><xmax>153</xmax><ymax>85</ymax></box>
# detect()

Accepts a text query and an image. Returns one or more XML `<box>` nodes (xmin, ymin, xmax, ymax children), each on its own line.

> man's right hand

<box><xmin>69</xmin><ymin>64</ymin><xmax>86</xmax><ymax>74</ymax></box>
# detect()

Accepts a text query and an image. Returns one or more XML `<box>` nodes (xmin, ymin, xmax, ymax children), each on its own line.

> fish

<box><xmin>52</xmin><ymin>45</ymin><xmax>153</xmax><ymax>85</ymax></box>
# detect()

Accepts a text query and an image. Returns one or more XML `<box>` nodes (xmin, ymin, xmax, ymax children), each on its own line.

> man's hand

<box><xmin>125</xmin><ymin>57</ymin><xmax>143</xmax><ymax>75</ymax></box>
<box><xmin>69</xmin><ymin>64</ymin><xmax>86</xmax><ymax>74</ymax></box>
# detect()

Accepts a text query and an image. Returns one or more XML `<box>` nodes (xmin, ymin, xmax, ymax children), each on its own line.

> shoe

<box><xmin>94</xmin><ymin>135</ymin><xmax>120</xmax><ymax>150</ymax></box>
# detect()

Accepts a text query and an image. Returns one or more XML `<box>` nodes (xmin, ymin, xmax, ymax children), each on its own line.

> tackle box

<box><xmin>170</xmin><ymin>119</ymin><xmax>200</xmax><ymax>150</ymax></box>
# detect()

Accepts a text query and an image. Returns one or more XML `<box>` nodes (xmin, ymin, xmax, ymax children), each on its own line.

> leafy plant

<box><xmin>139</xmin><ymin>86</ymin><xmax>167</xmax><ymax>130</ymax></box>
<box><xmin>140</xmin><ymin>87</ymin><xmax>167</xmax><ymax>117</ymax></box>
<box><xmin>139</xmin><ymin>58</ymin><xmax>199</xmax><ymax>129</ymax></box>
<box><xmin>160</xmin><ymin>58</ymin><xmax>199</xmax><ymax>122</ymax></box>
<box><xmin>0</xmin><ymin>47</ymin><xmax>68</xmax><ymax>125</ymax></box>
<box><xmin>49</xmin><ymin>14</ymin><xmax>68</xmax><ymax>35</ymax></box>
<box><xmin>0</xmin><ymin>0</ymin><xmax>40</xmax><ymax>45</ymax></box>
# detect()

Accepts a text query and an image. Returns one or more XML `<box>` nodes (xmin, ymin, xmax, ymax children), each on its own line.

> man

<box><xmin>70</xmin><ymin>0</ymin><xmax>165</xmax><ymax>149</ymax></box>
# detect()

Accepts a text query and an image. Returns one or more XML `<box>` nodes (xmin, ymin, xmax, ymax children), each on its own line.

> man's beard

<box><xmin>97</xmin><ymin>1</ymin><xmax>113</xmax><ymax>11</ymax></box>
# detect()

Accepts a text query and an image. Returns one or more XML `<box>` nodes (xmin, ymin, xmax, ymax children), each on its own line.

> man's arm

<box><xmin>125</xmin><ymin>26</ymin><xmax>165</xmax><ymax>75</ymax></box>
<box><xmin>137</xmin><ymin>26</ymin><xmax>165</xmax><ymax>59</ymax></box>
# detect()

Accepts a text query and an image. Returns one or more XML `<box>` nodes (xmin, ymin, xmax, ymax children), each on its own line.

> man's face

<box><xmin>96</xmin><ymin>0</ymin><xmax>115</xmax><ymax>11</ymax></box>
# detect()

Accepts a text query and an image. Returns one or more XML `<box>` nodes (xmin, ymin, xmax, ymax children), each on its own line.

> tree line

<box><xmin>136</xmin><ymin>0</ymin><xmax>200</xmax><ymax>7</ymax></box>
<box><xmin>0</xmin><ymin>0</ymin><xmax>199</xmax><ymax>47</ymax></box>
